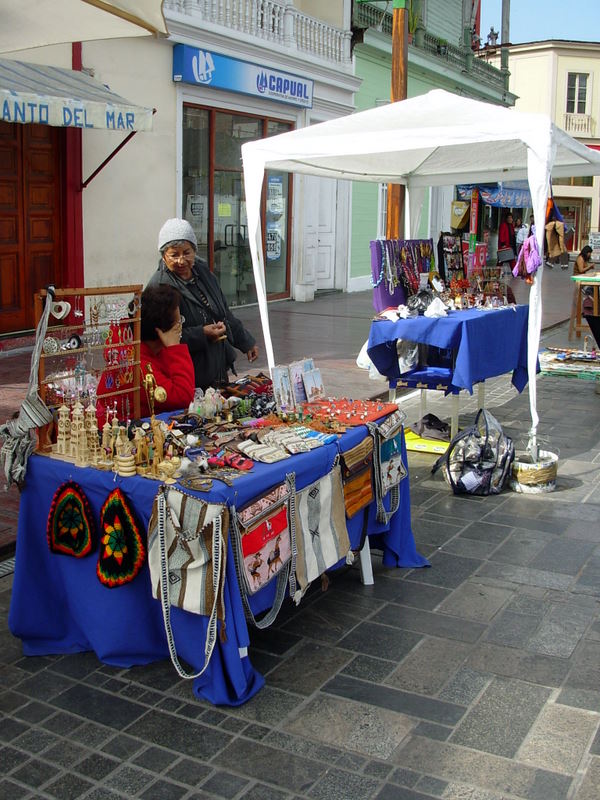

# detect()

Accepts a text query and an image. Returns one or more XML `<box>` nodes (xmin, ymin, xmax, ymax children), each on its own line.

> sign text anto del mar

<box><xmin>1</xmin><ymin>96</ymin><xmax>142</xmax><ymax>130</ymax></box>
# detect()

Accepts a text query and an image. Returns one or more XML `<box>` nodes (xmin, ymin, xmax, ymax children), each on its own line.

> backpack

<box><xmin>432</xmin><ymin>409</ymin><xmax>514</xmax><ymax>496</ymax></box>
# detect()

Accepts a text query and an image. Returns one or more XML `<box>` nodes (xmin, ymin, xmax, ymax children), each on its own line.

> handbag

<box><xmin>230</xmin><ymin>474</ymin><xmax>296</xmax><ymax>628</ymax></box>
<box><xmin>497</xmin><ymin>246</ymin><xmax>515</xmax><ymax>263</ymax></box>
<box><xmin>0</xmin><ymin>285</ymin><xmax>54</xmax><ymax>489</ymax></box>
<box><xmin>147</xmin><ymin>486</ymin><xmax>229</xmax><ymax>679</ymax></box>
<box><xmin>368</xmin><ymin>411</ymin><xmax>408</xmax><ymax>524</ymax></box>
<box><xmin>293</xmin><ymin>464</ymin><xmax>351</xmax><ymax>603</ymax></box>
<box><xmin>432</xmin><ymin>408</ymin><xmax>514</xmax><ymax>496</ymax></box>
<box><xmin>339</xmin><ymin>436</ymin><xmax>374</xmax><ymax>518</ymax></box>
<box><xmin>380</xmin><ymin>434</ymin><xmax>408</xmax><ymax>494</ymax></box>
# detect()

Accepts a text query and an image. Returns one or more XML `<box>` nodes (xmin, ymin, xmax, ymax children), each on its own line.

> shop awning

<box><xmin>456</xmin><ymin>181</ymin><xmax>532</xmax><ymax>208</ymax></box>
<box><xmin>0</xmin><ymin>1</ymin><xmax>167</xmax><ymax>54</ymax></box>
<box><xmin>0</xmin><ymin>57</ymin><xmax>153</xmax><ymax>132</ymax></box>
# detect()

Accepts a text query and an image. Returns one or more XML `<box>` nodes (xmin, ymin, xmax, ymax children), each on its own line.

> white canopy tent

<box><xmin>242</xmin><ymin>89</ymin><xmax>600</xmax><ymax>449</ymax></box>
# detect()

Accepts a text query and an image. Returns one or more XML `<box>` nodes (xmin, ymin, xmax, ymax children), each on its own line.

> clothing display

<box><xmin>437</xmin><ymin>233</ymin><xmax>464</xmax><ymax>284</ymax></box>
<box><xmin>545</xmin><ymin>220</ymin><xmax>566</xmax><ymax>259</ymax></box>
<box><xmin>147</xmin><ymin>258</ymin><xmax>256</xmax><ymax>390</ymax></box>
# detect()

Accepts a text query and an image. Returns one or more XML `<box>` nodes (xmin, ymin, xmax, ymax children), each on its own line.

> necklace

<box><xmin>370</xmin><ymin>240</ymin><xmax>385</xmax><ymax>288</ymax></box>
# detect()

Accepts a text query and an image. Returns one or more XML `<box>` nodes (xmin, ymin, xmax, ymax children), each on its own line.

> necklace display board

<box><xmin>35</xmin><ymin>285</ymin><xmax>142</xmax><ymax>425</ymax></box>
<box><xmin>370</xmin><ymin>239</ymin><xmax>434</xmax><ymax>312</ymax></box>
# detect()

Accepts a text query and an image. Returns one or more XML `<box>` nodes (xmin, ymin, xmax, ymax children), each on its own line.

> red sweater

<box><xmin>139</xmin><ymin>341</ymin><xmax>195</xmax><ymax>418</ymax></box>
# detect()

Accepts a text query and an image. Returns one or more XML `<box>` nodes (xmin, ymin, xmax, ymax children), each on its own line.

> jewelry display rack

<box><xmin>34</xmin><ymin>285</ymin><xmax>143</xmax><ymax>421</ymax></box>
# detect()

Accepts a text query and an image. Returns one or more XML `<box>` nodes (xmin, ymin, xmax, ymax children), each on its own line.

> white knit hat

<box><xmin>157</xmin><ymin>218</ymin><xmax>197</xmax><ymax>251</ymax></box>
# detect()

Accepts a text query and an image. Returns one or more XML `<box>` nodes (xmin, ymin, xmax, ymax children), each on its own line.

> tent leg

<box><xmin>450</xmin><ymin>393</ymin><xmax>460</xmax><ymax>439</ymax></box>
<box><xmin>358</xmin><ymin>536</ymin><xmax>374</xmax><ymax>586</ymax></box>
<box><xmin>478</xmin><ymin>381</ymin><xmax>486</xmax><ymax>409</ymax></box>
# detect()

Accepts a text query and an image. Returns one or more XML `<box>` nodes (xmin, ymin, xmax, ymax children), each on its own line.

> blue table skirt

<box><xmin>9</xmin><ymin>424</ymin><xmax>427</xmax><ymax>706</ymax></box>
<box><xmin>367</xmin><ymin>305</ymin><xmax>531</xmax><ymax>394</ymax></box>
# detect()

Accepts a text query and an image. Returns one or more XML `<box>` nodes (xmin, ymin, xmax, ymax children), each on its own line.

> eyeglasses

<box><xmin>165</xmin><ymin>250</ymin><xmax>194</xmax><ymax>262</ymax></box>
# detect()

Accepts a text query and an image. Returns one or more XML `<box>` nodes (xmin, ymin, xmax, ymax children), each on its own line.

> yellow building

<box><xmin>479</xmin><ymin>39</ymin><xmax>600</xmax><ymax>251</ymax></box>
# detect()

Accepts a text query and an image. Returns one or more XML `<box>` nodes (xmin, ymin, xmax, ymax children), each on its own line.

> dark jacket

<box><xmin>146</xmin><ymin>258</ymin><xmax>256</xmax><ymax>390</ymax></box>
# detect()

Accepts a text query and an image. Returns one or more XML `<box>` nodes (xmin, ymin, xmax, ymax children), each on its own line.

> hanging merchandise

<box><xmin>97</xmin><ymin>488</ymin><xmax>146</xmax><ymax>588</ymax></box>
<box><xmin>147</xmin><ymin>486</ymin><xmax>229</xmax><ymax>679</ymax></box>
<box><xmin>293</xmin><ymin>465</ymin><xmax>350</xmax><ymax>603</ymax></box>
<box><xmin>513</xmin><ymin>235</ymin><xmax>542</xmax><ymax>284</ymax></box>
<box><xmin>47</xmin><ymin>481</ymin><xmax>96</xmax><ymax>557</ymax></box>
<box><xmin>230</xmin><ymin>474</ymin><xmax>296</xmax><ymax>629</ymax></box>
<box><xmin>0</xmin><ymin>284</ymin><xmax>55</xmax><ymax>489</ymax></box>
<box><xmin>370</xmin><ymin>239</ymin><xmax>435</xmax><ymax>312</ymax></box>
<box><xmin>437</xmin><ymin>233</ymin><xmax>464</xmax><ymax>283</ymax></box>
<box><xmin>450</xmin><ymin>200</ymin><xmax>470</xmax><ymax>229</ymax></box>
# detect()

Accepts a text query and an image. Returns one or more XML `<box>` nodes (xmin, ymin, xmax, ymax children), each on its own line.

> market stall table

<box><xmin>367</xmin><ymin>305</ymin><xmax>531</xmax><ymax>436</ymax></box>
<box><xmin>569</xmin><ymin>273</ymin><xmax>600</xmax><ymax>346</ymax></box>
<box><xmin>9</xmin><ymin>421</ymin><xmax>427</xmax><ymax>707</ymax></box>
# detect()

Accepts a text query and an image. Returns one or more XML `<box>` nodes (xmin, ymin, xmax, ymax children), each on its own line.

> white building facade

<box><xmin>0</xmin><ymin>0</ymin><xmax>359</xmax><ymax>335</ymax></box>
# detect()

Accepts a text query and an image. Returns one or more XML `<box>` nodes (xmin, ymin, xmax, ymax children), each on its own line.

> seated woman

<box><xmin>574</xmin><ymin>245</ymin><xmax>594</xmax><ymax>275</ymax></box>
<box><xmin>138</xmin><ymin>285</ymin><xmax>195</xmax><ymax>418</ymax></box>
<box><xmin>97</xmin><ymin>286</ymin><xmax>195</xmax><ymax>421</ymax></box>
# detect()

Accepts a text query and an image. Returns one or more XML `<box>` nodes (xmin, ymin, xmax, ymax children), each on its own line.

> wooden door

<box><xmin>0</xmin><ymin>121</ymin><xmax>63</xmax><ymax>334</ymax></box>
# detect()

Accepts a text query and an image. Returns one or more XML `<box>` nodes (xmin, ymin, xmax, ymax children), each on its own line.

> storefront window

<box><xmin>182</xmin><ymin>108</ymin><xmax>209</xmax><ymax>263</ymax></box>
<box><xmin>182</xmin><ymin>106</ymin><xmax>292</xmax><ymax>306</ymax></box>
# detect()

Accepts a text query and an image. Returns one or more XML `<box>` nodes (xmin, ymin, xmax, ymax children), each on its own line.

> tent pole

<box><xmin>386</xmin><ymin>0</ymin><xmax>408</xmax><ymax>239</ymax></box>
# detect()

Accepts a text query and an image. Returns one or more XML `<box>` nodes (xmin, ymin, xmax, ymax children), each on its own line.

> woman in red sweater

<box><xmin>138</xmin><ymin>285</ymin><xmax>195</xmax><ymax>418</ymax></box>
<box><xmin>96</xmin><ymin>286</ymin><xmax>195</xmax><ymax>421</ymax></box>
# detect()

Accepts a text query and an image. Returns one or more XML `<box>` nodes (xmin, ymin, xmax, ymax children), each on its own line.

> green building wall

<box><xmin>349</xmin><ymin>49</ymin><xmax>435</xmax><ymax>282</ymax></box>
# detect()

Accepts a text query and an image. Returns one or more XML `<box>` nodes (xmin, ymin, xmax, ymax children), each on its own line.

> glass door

<box><xmin>182</xmin><ymin>106</ymin><xmax>293</xmax><ymax>306</ymax></box>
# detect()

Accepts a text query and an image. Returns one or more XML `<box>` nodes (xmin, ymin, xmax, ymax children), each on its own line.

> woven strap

<box><xmin>156</xmin><ymin>488</ymin><xmax>224</xmax><ymax>679</ymax></box>
<box><xmin>28</xmin><ymin>285</ymin><xmax>55</xmax><ymax>396</ymax></box>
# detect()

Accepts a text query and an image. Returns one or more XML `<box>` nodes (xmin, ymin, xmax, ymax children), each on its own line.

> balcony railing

<box><xmin>353</xmin><ymin>3</ymin><xmax>507</xmax><ymax>95</ymax></box>
<box><xmin>563</xmin><ymin>113</ymin><xmax>594</xmax><ymax>137</ymax></box>
<box><xmin>164</xmin><ymin>0</ymin><xmax>351</xmax><ymax>64</ymax></box>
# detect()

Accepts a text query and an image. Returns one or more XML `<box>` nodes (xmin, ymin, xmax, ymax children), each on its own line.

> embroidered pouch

<box><xmin>47</xmin><ymin>481</ymin><xmax>95</xmax><ymax>557</ymax></box>
<box><xmin>368</xmin><ymin>418</ymin><xmax>408</xmax><ymax>524</ymax></box>
<box><xmin>234</xmin><ymin>481</ymin><xmax>292</xmax><ymax>595</ymax></box>
<box><xmin>147</xmin><ymin>487</ymin><xmax>229</xmax><ymax>618</ymax></box>
<box><xmin>380</xmin><ymin>433</ymin><xmax>408</xmax><ymax>494</ymax></box>
<box><xmin>147</xmin><ymin>486</ymin><xmax>229</xmax><ymax>680</ymax></box>
<box><xmin>293</xmin><ymin>465</ymin><xmax>350</xmax><ymax>601</ymax></box>
<box><xmin>97</xmin><ymin>488</ymin><xmax>146</xmax><ymax>588</ymax></box>
<box><xmin>231</xmin><ymin>474</ymin><xmax>296</xmax><ymax>628</ymax></box>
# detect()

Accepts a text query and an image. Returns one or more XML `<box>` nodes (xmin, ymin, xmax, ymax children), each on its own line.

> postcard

<box><xmin>288</xmin><ymin>358</ymin><xmax>314</xmax><ymax>404</ymax></box>
<box><xmin>271</xmin><ymin>365</ymin><xmax>295</xmax><ymax>412</ymax></box>
<box><xmin>302</xmin><ymin>367</ymin><xmax>325</xmax><ymax>400</ymax></box>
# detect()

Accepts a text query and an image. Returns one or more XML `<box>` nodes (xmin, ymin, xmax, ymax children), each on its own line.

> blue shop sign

<box><xmin>173</xmin><ymin>44</ymin><xmax>313</xmax><ymax>109</ymax></box>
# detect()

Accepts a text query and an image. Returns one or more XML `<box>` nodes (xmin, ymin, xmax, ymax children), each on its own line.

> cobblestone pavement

<box><xmin>2</xmin><ymin>283</ymin><xmax>600</xmax><ymax>799</ymax></box>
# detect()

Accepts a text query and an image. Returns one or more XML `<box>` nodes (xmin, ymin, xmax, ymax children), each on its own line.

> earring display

<box><xmin>35</xmin><ymin>285</ymin><xmax>143</xmax><ymax>457</ymax></box>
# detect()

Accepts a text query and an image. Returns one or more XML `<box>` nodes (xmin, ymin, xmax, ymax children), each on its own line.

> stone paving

<box><xmin>1</xmin><ymin>292</ymin><xmax>600</xmax><ymax>798</ymax></box>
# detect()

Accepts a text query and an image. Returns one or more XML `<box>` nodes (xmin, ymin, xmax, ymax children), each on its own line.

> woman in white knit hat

<box><xmin>147</xmin><ymin>218</ymin><xmax>258</xmax><ymax>390</ymax></box>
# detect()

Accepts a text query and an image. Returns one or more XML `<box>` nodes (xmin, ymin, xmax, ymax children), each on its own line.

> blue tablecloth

<box><xmin>9</xmin><ymin>425</ymin><xmax>427</xmax><ymax>706</ymax></box>
<box><xmin>367</xmin><ymin>305</ymin><xmax>531</xmax><ymax>393</ymax></box>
